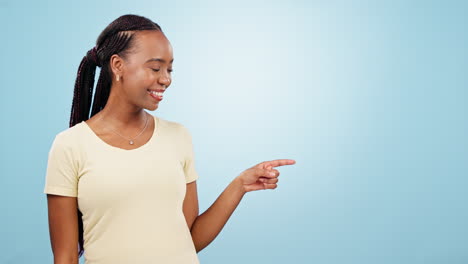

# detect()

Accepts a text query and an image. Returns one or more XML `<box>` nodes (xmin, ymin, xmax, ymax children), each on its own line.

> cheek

<box><xmin>127</xmin><ymin>69</ymin><xmax>154</xmax><ymax>83</ymax></box>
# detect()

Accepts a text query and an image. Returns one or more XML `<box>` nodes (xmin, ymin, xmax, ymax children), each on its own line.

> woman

<box><xmin>44</xmin><ymin>14</ymin><xmax>296</xmax><ymax>263</ymax></box>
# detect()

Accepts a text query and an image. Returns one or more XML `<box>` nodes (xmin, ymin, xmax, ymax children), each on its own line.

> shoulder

<box><xmin>51</xmin><ymin>122</ymin><xmax>85</xmax><ymax>148</ymax></box>
<box><xmin>155</xmin><ymin>115</ymin><xmax>191</xmax><ymax>136</ymax></box>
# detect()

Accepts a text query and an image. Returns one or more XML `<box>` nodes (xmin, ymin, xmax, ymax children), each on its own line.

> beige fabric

<box><xmin>44</xmin><ymin>114</ymin><xmax>200</xmax><ymax>263</ymax></box>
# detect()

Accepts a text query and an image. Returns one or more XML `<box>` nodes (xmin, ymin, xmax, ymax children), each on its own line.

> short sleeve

<box><xmin>181</xmin><ymin>127</ymin><xmax>199</xmax><ymax>183</ymax></box>
<box><xmin>43</xmin><ymin>133</ymin><xmax>79</xmax><ymax>197</ymax></box>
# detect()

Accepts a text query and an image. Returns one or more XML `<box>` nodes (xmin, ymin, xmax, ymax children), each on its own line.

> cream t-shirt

<box><xmin>43</xmin><ymin>114</ymin><xmax>200</xmax><ymax>264</ymax></box>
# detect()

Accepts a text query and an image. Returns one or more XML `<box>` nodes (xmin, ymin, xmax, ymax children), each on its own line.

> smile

<box><xmin>147</xmin><ymin>89</ymin><xmax>163</xmax><ymax>101</ymax></box>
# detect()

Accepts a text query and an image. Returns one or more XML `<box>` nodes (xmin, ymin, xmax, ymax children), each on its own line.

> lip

<box><xmin>147</xmin><ymin>88</ymin><xmax>166</xmax><ymax>92</ymax></box>
<box><xmin>147</xmin><ymin>89</ymin><xmax>164</xmax><ymax>101</ymax></box>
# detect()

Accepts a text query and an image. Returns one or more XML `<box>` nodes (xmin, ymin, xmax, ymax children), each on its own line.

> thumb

<box><xmin>262</xmin><ymin>168</ymin><xmax>276</xmax><ymax>178</ymax></box>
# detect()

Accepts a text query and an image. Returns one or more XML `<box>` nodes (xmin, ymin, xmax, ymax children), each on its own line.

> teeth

<box><xmin>148</xmin><ymin>90</ymin><xmax>163</xmax><ymax>97</ymax></box>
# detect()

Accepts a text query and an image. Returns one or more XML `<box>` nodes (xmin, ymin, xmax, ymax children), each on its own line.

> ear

<box><xmin>109</xmin><ymin>54</ymin><xmax>125</xmax><ymax>81</ymax></box>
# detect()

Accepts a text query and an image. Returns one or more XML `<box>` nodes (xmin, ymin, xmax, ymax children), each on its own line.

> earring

<box><xmin>116</xmin><ymin>75</ymin><xmax>120</xmax><ymax>81</ymax></box>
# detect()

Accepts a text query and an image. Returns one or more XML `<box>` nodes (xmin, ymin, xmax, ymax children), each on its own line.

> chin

<box><xmin>147</xmin><ymin>104</ymin><xmax>159</xmax><ymax>111</ymax></box>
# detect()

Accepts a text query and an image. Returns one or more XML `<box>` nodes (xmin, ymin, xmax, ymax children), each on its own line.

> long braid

<box><xmin>69</xmin><ymin>52</ymin><xmax>97</xmax><ymax>127</ymax></box>
<box><xmin>68</xmin><ymin>14</ymin><xmax>162</xmax><ymax>258</ymax></box>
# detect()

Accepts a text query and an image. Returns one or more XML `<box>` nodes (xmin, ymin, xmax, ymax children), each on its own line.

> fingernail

<box><xmin>270</xmin><ymin>172</ymin><xmax>275</xmax><ymax>176</ymax></box>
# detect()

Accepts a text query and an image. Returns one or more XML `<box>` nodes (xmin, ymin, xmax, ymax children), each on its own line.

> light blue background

<box><xmin>1</xmin><ymin>0</ymin><xmax>467</xmax><ymax>263</ymax></box>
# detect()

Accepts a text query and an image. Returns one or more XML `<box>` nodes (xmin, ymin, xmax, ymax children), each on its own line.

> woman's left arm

<box><xmin>187</xmin><ymin>159</ymin><xmax>296</xmax><ymax>253</ymax></box>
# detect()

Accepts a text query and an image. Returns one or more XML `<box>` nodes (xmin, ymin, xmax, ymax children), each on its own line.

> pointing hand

<box><xmin>236</xmin><ymin>159</ymin><xmax>296</xmax><ymax>193</ymax></box>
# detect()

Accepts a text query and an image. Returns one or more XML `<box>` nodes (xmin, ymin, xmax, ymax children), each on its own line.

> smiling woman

<box><xmin>44</xmin><ymin>13</ymin><xmax>295</xmax><ymax>264</ymax></box>
<box><xmin>44</xmin><ymin>14</ymin><xmax>202</xmax><ymax>263</ymax></box>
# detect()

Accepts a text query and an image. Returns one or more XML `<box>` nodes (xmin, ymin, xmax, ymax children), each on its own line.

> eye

<box><xmin>151</xmin><ymin>68</ymin><xmax>173</xmax><ymax>73</ymax></box>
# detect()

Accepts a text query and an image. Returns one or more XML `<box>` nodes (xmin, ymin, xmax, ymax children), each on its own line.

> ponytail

<box><xmin>69</xmin><ymin>47</ymin><xmax>100</xmax><ymax>127</ymax></box>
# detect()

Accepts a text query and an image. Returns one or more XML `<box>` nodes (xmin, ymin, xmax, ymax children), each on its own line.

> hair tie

<box><xmin>86</xmin><ymin>46</ymin><xmax>101</xmax><ymax>67</ymax></box>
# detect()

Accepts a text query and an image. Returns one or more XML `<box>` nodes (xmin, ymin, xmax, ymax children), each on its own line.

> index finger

<box><xmin>261</xmin><ymin>159</ymin><xmax>296</xmax><ymax>169</ymax></box>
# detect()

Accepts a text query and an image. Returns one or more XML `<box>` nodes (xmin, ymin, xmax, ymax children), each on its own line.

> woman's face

<box><xmin>116</xmin><ymin>30</ymin><xmax>174</xmax><ymax>111</ymax></box>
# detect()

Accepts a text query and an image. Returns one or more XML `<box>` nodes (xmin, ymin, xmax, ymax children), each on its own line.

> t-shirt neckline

<box><xmin>80</xmin><ymin>114</ymin><xmax>159</xmax><ymax>152</ymax></box>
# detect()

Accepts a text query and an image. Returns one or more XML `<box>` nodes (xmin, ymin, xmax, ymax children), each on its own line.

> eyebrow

<box><xmin>145</xmin><ymin>58</ymin><xmax>174</xmax><ymax>63</ymax></box>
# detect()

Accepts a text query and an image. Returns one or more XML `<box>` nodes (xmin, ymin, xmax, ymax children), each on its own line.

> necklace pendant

<box><xmin>129</xmin><ymin>140</ymin><xmax>134</xmax><ymax>145</ymax></box>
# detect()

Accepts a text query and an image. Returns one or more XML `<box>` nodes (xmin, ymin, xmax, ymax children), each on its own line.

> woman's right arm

<box><xmin>46</xmin><ymin>194</ymin><xmax>79</xmax><ymax>264</ymax></box>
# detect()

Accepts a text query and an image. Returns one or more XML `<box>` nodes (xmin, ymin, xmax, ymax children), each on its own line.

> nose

<box><xmin>158</xmin><ymin>74</ymin><xmax>171</xmax><ymax>87</ymax></box>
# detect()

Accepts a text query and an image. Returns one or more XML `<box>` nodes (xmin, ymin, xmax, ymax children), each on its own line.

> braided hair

<box><xmin>69</xmin><ymin>14</ymin><xmax>162</xmax><ymax>258</ymax></box>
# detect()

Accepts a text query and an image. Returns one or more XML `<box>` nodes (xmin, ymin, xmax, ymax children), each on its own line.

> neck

<box><xmin>98</xmin><ymin>102</ymin><xmax>147</xmax><ymax>128</ymax></box>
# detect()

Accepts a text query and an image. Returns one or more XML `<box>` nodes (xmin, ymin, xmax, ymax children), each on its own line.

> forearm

<box><xmin>54</xmin><ymin>256</ymin><xmax>78</xmax><ymax>264</ymax></box>
<box><xmin>190</xmin><ymin>176</ymin><xmax>246</xmax><ymax>252</ymax></box>
<box><xmin>53</xmin><ymin>250</ymin><xmax>78</xmax><ymax>264</ymax></box>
